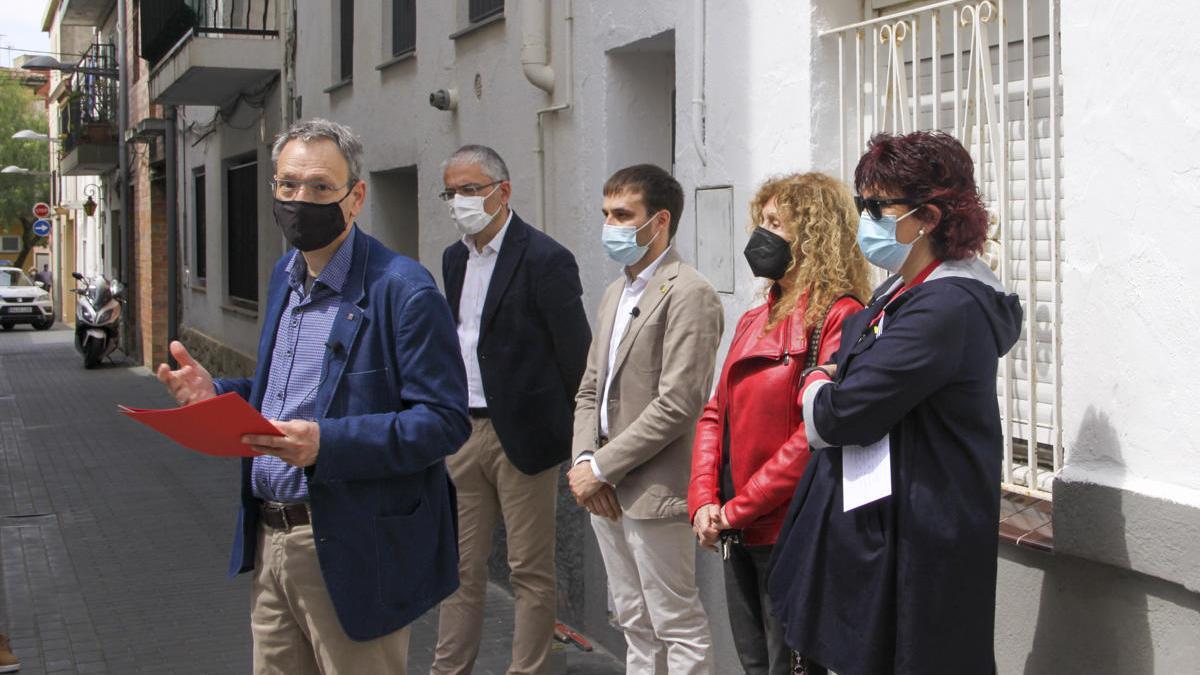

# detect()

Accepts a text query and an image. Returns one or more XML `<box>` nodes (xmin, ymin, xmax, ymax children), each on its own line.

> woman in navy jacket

<box><xmin>688</xmin><ymin>173</ymin><xmax>869</xmax><ymax>675</ymax></box>
<box><xmin>768</xmin><ymin>132</ymin><xmax>1023</xmax><ymax>675</ymax></box>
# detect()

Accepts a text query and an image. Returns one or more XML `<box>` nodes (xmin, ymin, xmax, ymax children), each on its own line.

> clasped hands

<box><xmin>692</xmin><ymin>502</ymin><xmax>732</xmax><ymax>551</ymax></box>
<box><xmin>567</xmin><ymin>459</ymin><xmax>621</xmax><ymax>520</ymax></box>
<box><xmin>155</xmin><ymin>340</ymin><xmax>320</xmax><ymax>468</ymax></box>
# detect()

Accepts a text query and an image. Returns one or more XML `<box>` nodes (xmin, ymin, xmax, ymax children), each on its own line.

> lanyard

<box><xmin>868</xmin><ymin>259</ymin><xmax>942</xmax><ymax>331</ymax></box>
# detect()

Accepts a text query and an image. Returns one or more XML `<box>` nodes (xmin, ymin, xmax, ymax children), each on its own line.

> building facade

<box><xmin>130</xmin><ymin>0</ymin><xmax>1200</xmax><ymax>670</ymax></box>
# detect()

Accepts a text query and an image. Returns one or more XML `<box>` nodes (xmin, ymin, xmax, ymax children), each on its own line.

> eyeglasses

<box><xmin>270</xmin><ymin>178</ymin><xmax>354</xmax><ymax>203</ymax></box>
<box><xmin>438</xmin><ymin>181</ymin><xmax>502</xmax><ymax>202</ymax></box>
<box><xmin>855</xmin><ymin>195</ymin><xmax>919</xmax><ymax>220</ymax></box>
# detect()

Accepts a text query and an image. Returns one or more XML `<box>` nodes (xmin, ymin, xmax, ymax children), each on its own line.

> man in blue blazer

<box><xmin>156</xmin><ymin>119</ymin><xmax>469</xmax><ymax>674</ymax></box>
<box><xmin>432</xmin><ymin>145</ymin><xmax>591</xmax><ymax>675</ymax></box>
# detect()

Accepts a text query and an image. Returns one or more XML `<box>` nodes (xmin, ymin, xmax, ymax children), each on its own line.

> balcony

<box><xmin>59</xmin><ymin>0</ymin><xmax>116</xmax><ymax>27</ymax></box>
<box><xmin>140</xmin><ymin>0</ymin><xmax>280</xmax><ymax>106</ymax></box>
<box><xmin>60</xmin><ymin>43</ymin><xmax>119</xmax><ymax>176</ymax></box>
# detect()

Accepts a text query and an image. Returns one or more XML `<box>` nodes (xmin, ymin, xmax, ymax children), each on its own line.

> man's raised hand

<box><xmin>155</xmin><ymin>340</ymin><xmax>216</xmax><ymax>406</ymax></box>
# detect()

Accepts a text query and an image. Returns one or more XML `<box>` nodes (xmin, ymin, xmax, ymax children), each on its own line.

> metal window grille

<box><xmin>340</xmin><ymin>0</ymin><xmax>355</xmax><ymax>81</ymax></box>
<box><xmin>822</xmin><ymin>0</ymin><xmax>1063</xmax><ymax>498</ymax></box>
<box><xmin>226</xmin><ymin>159</ymin><xmax>258</xmax><ymax>303</ymax></box>
<box><xmin>392</xmin><ymin>0</ymin><xmax>416</xmax><ymax>57</ymax></box>
<box><xmin>469</xmin><ymin>0</ymin><xmax>504</xmax><ymax>24</ymax></box>
<box><xmin>194</xmin><ymin>170</ymin><xmax>207</xmax><ymax>281</ymax></box>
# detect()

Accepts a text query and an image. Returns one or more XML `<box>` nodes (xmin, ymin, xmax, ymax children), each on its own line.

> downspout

<box><xmin>692</xmin><ymin>0</ymin><xmax>707</xmax><ymax>166</ymax></box>
<box><xmin>165</xmin><ymin>106</ymin><xmax>179</xmax><ymax>362</ymax></box>
<box><xmin>522</xmin><ymin>0</ymin><xmax>573</xmax><ymax>234</ymax></box>
<box><xmin>116</xmin><ymin>0</ymin><xmax>132</xmax><ymax>355</ymax></box>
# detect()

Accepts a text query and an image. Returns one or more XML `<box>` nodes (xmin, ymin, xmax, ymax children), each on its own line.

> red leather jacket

<box><xmin>688</xmin><ymin>292</ymin><xmax>863</xmax><ymax>545</ymax></box>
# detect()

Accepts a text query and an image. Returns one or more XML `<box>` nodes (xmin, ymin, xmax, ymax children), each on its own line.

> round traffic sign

<box><xmin>32</xmin><ymin>202</ymin><xmax>51</xmax><ymax>219</ymax></box>
<box><xmin>33</xmin><ymin>219</ymin><xmax>52</xmax><ymax>237</ymax></box>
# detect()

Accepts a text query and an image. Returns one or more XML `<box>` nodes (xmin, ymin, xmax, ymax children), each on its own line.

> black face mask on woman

<box><xmin>272</xmin><ymin>193</ymin><xmax>351</xmax><ymax>252</ymax></box>
<box><xmin>743</xmin><ymin>226</ymin><xmax>793</xmax><ymax>280</ymax></box>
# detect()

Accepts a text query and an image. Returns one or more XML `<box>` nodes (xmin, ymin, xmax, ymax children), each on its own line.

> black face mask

<box><xmin>743</xmin><ymin>226</ymin><xmax>793</xmax><ymax>280</ymax></box>
<box><xmin>272</xmin><ymin>194</ymin><xmax>351</xmax><ymax>252</ymax></box>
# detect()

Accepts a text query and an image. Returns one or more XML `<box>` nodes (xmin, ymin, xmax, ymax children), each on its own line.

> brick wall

<box><xmin>124</xmin><ymin>0</ymin><xmax>169</xmax><ymax>369</ymax></box>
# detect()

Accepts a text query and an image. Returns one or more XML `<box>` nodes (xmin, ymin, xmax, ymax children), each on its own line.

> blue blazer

<box><xmin>442</xmin><ymin>213</ymin><xmax>591</xmax><ymax>474</ymax></box>
<box><xmin>216</xmin><ymin>228</ymin><xmax>470</xmax><ymax>642</ymax></box>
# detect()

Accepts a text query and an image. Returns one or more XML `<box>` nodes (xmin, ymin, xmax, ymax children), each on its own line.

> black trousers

<box><xmin>724</xmin><ymin>542</ymin><xmax>793</xmax><ymax>675</ymax></box>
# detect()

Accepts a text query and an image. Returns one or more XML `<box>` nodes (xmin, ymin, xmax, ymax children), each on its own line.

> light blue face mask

<box><xmin>856</xmin><ymin>207</ymin><xmax>921</xmax><ymax>273</ymax></box>
<box><xmin>603</xmin><ymin>212</ymin><xmax>662</xmax><ymax>266</ymax></box>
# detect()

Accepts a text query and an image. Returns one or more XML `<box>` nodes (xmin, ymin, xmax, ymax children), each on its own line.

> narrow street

<box><xmin>0</xmin><ymin>326</ymin><xmax>621</xmax><ymax>674</ymax></box>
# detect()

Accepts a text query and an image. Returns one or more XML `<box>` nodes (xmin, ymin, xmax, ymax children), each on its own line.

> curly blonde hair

<box><xmin>750</xmin><ymin>172</ymin><xmax>871</xmax><ymax>332</ymax></box>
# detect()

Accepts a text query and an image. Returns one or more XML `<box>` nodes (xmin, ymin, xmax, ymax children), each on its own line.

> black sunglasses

<box><xmin>855</xmin><ymin>195</ymin><xmax>919</xmax><ymax>220</ymax></box>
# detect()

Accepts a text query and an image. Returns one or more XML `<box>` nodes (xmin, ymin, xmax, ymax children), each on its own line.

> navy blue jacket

<box><xmin>217</xmin><ymin>227</ymin><xmax>470</xmax><ymax>642</ymax></box>
<box><xmin>768</xmin><ymin>257</ymin><xmax>1022</xmax><ymax>675</ymax></box>
<box><xmin>442</xmin><ymin>213</ymin><xmax>591</xmax><ymax>475</ymax></box>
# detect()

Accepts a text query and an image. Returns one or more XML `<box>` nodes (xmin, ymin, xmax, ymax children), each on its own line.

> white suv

<box><xmin>0</xmin><ymin>267</ymin><xmax>55</xmax><ymax>330</ymax></box>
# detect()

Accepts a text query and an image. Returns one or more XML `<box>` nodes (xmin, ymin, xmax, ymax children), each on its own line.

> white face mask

<box><xmin>448</xmin><ymin>184</ymin><xmax>501</xmax><ymax>236</ymax></box>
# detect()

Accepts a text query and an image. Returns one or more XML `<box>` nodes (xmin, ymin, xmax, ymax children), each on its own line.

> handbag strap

<box><xmin>803</xmin><ymin>294</ymin><xmax>855</xmax><ymax>369</ymax></box>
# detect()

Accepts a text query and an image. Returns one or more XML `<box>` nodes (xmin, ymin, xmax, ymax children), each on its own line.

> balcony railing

<box><xmin>62</xmin><ymin>42</ymin><xmax>118</xmax><ymax>156</ymax></box>
<box><xmin>140</xmin><ymin>0</ymin><xmax>278</xmax><ymax>68</ymax></box>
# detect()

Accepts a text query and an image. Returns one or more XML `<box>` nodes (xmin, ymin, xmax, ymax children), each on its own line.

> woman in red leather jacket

<box><xmin>688</xmin><ymin>172</ymin><xmax>869</xmax><ymax>675</ymax></box>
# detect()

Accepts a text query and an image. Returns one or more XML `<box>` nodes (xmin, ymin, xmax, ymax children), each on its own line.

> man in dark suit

<box><xmin>156</xmin><ymin>119</ymin><xmax>469</xmax><ymax>674</ymax></box>
<box><xmin>432</xmin><ymin>145</ymin><xmax>591</xmax><ymax>675</ymax></box>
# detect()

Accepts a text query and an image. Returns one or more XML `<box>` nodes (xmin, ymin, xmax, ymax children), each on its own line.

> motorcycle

<box><xmin>71</xmin><ymin>272</ymin><xmax>125</xmax><ymax>369</ymax></box>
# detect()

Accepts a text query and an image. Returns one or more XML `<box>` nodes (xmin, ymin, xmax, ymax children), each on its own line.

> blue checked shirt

<box><xmin>250</xmin><ymin>228</ymin><xmax>356</xmax><ymax>503</ymax></box>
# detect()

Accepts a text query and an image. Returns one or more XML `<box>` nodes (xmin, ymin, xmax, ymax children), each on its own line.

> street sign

<box><xmin>33</xmin><ymin>219</ymin><xmax>52</xmax><ymax>237</ymax></box>
<box><xmin>32</xmin><ymin>202</ymin><xmax>51</xmax><ymax>219</ymax></box>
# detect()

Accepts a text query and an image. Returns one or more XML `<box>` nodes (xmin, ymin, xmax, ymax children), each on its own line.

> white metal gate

<box><xmin>822</xmin><ymin>0</ymin><xmax>1063</xmax><ymax>498</ymax></box>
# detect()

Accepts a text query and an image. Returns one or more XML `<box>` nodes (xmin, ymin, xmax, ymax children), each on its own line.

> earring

<box><xmin>918</xmin><ymin>228</ymin><xmax>925</xmax><ymax>236</ymax></box>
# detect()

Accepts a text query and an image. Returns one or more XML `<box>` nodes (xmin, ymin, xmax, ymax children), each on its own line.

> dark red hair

<box><xmin>854</xmin><ymin>131</ymin><xmax>988</xmax><ymax>260</ymax></box>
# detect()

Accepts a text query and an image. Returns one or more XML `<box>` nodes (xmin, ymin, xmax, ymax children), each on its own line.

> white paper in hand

<box><xmin>842</xmin><ymin>435</ymin><xmax>892</xmax><ymax>511</ymax></box>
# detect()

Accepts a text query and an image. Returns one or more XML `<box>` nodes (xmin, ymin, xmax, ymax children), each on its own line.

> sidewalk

<box><xmin>0</xmin><ymin>326</ymin><xmax>621</xmax><ymax>674</ymax></box>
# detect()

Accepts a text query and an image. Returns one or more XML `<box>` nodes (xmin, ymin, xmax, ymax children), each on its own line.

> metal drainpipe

<box><xmin>523</xmin><ymin>0</ymin><xmax>573</xmax><ymax>234</ymax></box>
<box><xmin>692</xmin><ymin>0</ymin><xmax>707</xmax><ymax>166</ymax></box>
<box><xmin>165</xmin><ymin>106</ymin><xmax>179</xmax><ymax>364</ymax></box>
<box><xmin>116</xmin><ymin>0</ymin><xmax>133</xmax><ymax>356</ymax></box>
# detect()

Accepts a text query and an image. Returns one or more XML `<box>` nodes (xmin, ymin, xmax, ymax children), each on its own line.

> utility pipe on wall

<box><xmin>522</xmin><ymin>0</ymin><xmax>573</xmax><ymax>234</ymax></box>
<box><xmin>693</xmin><ymin>0</ymin><xmax>708</xmax><ymax>166</ymax></box>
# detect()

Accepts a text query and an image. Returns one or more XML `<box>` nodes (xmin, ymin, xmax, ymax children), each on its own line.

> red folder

<box><xmin>119</xmin><ymin>392</ymin><xmax>282</xmax><ymax>458</ymax></box>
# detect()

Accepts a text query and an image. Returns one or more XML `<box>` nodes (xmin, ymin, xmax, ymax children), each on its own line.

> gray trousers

<box><xmin>723</xmin><ymin>543</ymin><xmax>793</xmax><ymax>675</ymax></box>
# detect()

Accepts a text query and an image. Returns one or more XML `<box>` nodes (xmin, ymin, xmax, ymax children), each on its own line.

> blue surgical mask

<box><xmin>603</xmin><ymin>212</ymin><xmax>662</xmax><ymax>266</ymax></box>
<box><xmin>856</xmin><ymin>207</ymin><xmax>921</xmax><ymax>273</ymax></box>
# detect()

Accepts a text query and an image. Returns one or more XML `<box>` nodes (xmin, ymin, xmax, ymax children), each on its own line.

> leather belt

<box><xmin>260</xmin><ymin>501</ymin><xmax>311</xmax><ymax>530</ymax></box>
<box><xmin>468</xmin><ymin>407</ymin><xmax>490</xmax><ymax>419</ymax></box>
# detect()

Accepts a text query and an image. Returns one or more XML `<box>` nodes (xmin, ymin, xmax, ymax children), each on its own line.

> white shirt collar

<box><xmin>463</xmin><ymin>209</ymin><xmax>514</xmax><ymax>256</ymax></box>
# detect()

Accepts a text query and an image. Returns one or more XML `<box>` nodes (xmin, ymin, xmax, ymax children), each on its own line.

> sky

<box><xmin>0</xmin><ymin>1</ymin><xmax>52</xmax><ymax>68</ymax></box>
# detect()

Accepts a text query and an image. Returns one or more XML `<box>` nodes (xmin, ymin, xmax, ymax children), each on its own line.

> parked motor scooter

<box><xmin>71</xmin><ymin>272</ymin><xmax>125</xmax><ymax>369</ymax></box>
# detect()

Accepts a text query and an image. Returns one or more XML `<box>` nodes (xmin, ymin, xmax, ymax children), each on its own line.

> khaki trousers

<box><xmin>251</xmin><ymin>523</ymin><xmax>411</xmax><ymax>675</ymax></box>
<box><xmin>591</xmin><ymin>515</ymin><xmax>714</xmax><ymax>675</ymax></box>
<box><xmin>432</xmin><ymin>418</ymin><xmax>559</xmax><ymax>675</ymax></box>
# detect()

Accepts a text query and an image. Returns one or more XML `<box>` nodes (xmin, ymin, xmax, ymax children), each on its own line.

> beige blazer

<box><xmin>573</xmin><ymin>249</ymin><xmax>724</xmax><ymax>520</ymax></box>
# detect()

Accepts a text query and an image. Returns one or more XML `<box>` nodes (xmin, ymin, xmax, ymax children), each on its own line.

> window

<box><xmin>339</xmin><ymin>0</ymin><xmax>354</xmax><ymax>82</ymax></box>
<box><xmin>469</xmin><ymin>0</ymin><xmax>504</xmax><ymax>24</ymax></box>
<box><xmin>392</xmin><ymin>0</ymin><xmax>416</xmax><ymax>57</ymax></box>
<box><xmin>0</xmin><ymin>236</ymin><xmax>19</xmax><ymax>252</ymax></box>
<box><xmin>226</xmin><ymin>158</ymin><xmax>258</xmax><ymax>305</ymax></box>
<box><xmin>823</xmin><ymin>0</ymin><xmax>1064</xmax><ymax>498</ymax></box>
<box><xmin>194</xmin><ymin>169</ymin><xmax>207</xmax><ymax>283</ymax></box>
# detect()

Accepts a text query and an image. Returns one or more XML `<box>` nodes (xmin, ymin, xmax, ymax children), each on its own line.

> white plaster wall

<box><xmin>178</xmin><ymin>90</ymin><xmax>285</xmax><ymax>360</ymax></box>
<box><xmin>1059</xmin><ymin>1</ymin><xmax>1200</xmax><ymax>505</ymax></box>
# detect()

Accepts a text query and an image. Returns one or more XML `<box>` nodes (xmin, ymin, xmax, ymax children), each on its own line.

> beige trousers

<box><xmin>251</xmin><ymin>523</ymin><xmax>411</xmax><ymax>675</ymax></box>
<box><xmin>431</xmin><ymin>418</ymin><xmax>560</xmax><ymax>675</ymax></box>
<box><xmin>591</xmin><ymin>515</ymin><xmax>714</xmax><ymax>675</ymax></box>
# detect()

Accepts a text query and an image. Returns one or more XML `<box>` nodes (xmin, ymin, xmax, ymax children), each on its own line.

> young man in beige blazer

<box><xmin>568</xmin><ymin>164</ymin><xmax>724</xmax><ymax>674</ymax></box>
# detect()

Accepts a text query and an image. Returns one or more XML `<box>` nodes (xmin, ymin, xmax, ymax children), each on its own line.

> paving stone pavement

<box><xmin>0</xmin><ymin>325</ymin><xmax>623</xmax><ymax>674</ymax></box>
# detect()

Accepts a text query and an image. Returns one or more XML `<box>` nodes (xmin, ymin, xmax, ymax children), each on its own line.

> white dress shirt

<box><xmin>577</xmin><ymin>247</ymin><xmax>672</xmax><ymax>482</ymax></box>
<box><xmin>457</xmin><ymin>211</ymin><xmax>513</xmax><ymax>408</ymax></box>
